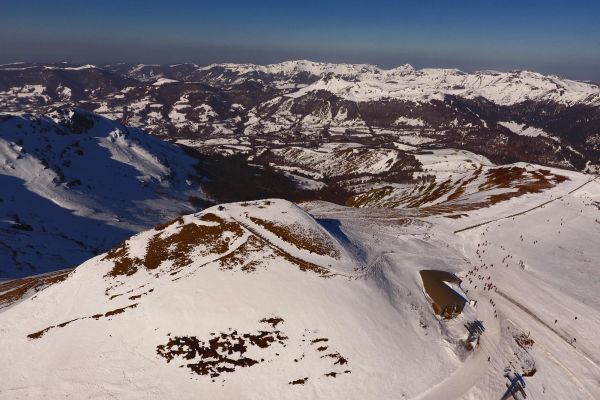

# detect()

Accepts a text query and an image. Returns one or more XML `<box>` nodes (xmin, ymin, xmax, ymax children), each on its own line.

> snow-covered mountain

<box><xmin>1</xmin><ymin>61</ymin><xmax>599</xmax><ymax>398</ymax></box>
<box><xmin>0</xmin><ymin>108</ymin><xmax>206</xmax><ymax>278</ymax></box>
<box><xmin>1</xmin><ymin>168</ymin><xmax>599</xmax><ymax>398</ymax></box>
<box><xmin>1</xmin><ymin>61</ymin><xmax>599</xmax><ymax>173</ymax></box>
<box><xmin>194</xmin><ymin>60</ymin><xmax>600</xmax><ymax>105</ymax></box>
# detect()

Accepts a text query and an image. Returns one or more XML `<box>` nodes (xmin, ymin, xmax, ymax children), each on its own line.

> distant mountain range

<box><xmin>1</xmin><ymin>60</ymin><xmax>598</xmax><ymax>174</ymax></box>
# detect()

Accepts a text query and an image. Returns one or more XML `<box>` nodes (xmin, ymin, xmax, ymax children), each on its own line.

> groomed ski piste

<box><xmin>0</xmin><ymin>162</ymin><xmax>599</xmax><ymax>399</ymax></box>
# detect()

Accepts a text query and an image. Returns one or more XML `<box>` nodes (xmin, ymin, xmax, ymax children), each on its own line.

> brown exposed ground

<box><xmin>289</xmin><ymin>377</ymin><xmax>309</xmax><ymax>385</ymax></box>
<box><xmin>347</xmin><ymin>166</ymin><xmax>568</xmax><ymax>217</ymax></box>
<box><xmin>481</xmin><ymin>167</ymin><xmax>567</xmax><ymax>204</ymax></box>
<box><xmin>220</xmin><ymin>232</ymin><xmax>334</xmax><ymax>277</ymax></box>
<box><xmin>260</xmin><ymin>317</ymin><xmax>284</xmax><ymax>328</ymax></box>
<box><xmin>324</xmin><ymin>370</ymin><xmax>351</xmax><ymax>378</ymax></box>
<box><xmin>222</xmin><ymin>216</ymin><xmax>336</xmax><ymax>278</ymax></box>
<box><xmin>0</xmin><ymin>269</ymin><xmax>71</xmax><ymax>310</ymax></box>
<box><xmin>249</xmin><ymin>217</ymin><xmax>340</xmax><ymax>258</ymax></box>
<box><xmin>104</xmin><ymin>214</ymin><xmax>244</xmax><ymax>278</ymax></box>
<box><xmin>103</xmin><ymin>242</ymin><xmax>139</xmax><ymax>277</ymax></box>
<box><xmin>156</xmin><ymin>317</ymin><xmax>288</xmax><ymax>379</ymax></box>
<box><xmin>217</xmin><ymin>235</ymin><xmax>268</xmax><ymax>273</ymax></box>
<box><xmin>144</xmin><ymin>214</ymin><xmax>243</xmax><ymax>271</ymax></box>
<box><xmin>275</xmin><ymin>248</ymin><xmax>334</xmax><ymax>277</ymax></box>
<box><xmin>102</xmin><ymin>208</ymin><xmax>339</xmax><ymax>292</ymax></box>
<box><xmin>27</xmin><ymin>303</ymin><xmax>138</xmax><ymax>339</ymax></box>
<box><xmin>157</xmin><ymin>318</ymin><xmax>351</xmax><ymax>383</ymax></box>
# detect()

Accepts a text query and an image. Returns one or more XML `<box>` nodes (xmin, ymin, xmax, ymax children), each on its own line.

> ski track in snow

<box><xmin>414</xmin><ymin>295</ymin><xmax>501</xmax><ymax>400</ymax></box>
<box><xmin>454</xmin><ymin>176</ymin><xmax>598</xmax><ymax>233</ymax></box>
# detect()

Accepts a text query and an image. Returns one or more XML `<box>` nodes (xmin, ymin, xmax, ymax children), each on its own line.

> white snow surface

<box><xmin>498</xmin><ymin>121</ymin><xmax>553</xmax><ymax>138</ymax></box>
<box><xmin>0</xmin><ymin>167</ymin><xmax>599</xmax><ymax>399</ymax></box>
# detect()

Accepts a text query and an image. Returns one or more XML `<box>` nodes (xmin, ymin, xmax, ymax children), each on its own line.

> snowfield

<box><xmin>1</xmin><ymin>164</ymin><xmax>598</xmax><ymax>398</ymax></box>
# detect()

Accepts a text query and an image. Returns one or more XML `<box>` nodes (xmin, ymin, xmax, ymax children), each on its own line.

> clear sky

<box><xmin>1</xmin><ymin>0</ymin><xmax>599</xmax><ymax>81</ymax></box>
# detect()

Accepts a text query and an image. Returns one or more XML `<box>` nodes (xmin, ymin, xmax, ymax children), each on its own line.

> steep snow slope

<box><xmin>0</xmin><ymin>109</ymin><xmax>205</xmax><ymax>278</ymax></box>
<box><xmin>1</xmin><ymin>169</ymin><xmax>598</xmax><ymax>399</ymax></box>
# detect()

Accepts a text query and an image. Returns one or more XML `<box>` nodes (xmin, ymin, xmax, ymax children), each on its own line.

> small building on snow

<box><xmin>419</xmin><ymin>270</ymin><xmax>469</xmax><ymax>319</ymax></box>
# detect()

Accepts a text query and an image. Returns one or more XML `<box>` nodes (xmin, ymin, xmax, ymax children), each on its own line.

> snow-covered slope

<box><xmin>1</xmin><ymin>169</ymin><xmax>599</xmax><ymax>399</ymax></box>
<box><xmin>0</xmin><ymin>199</ymin><xmax>472</xmax><ymax>399</ymax></box>
<box><xmin>0</xmin><ymin>108</ymin><xmax>205</xmax><ymax>278</ymax></box>
<box><xmin>347</xmin><ymin>150</ymin><xmax>570</xmax><ymax>213</ymax></box>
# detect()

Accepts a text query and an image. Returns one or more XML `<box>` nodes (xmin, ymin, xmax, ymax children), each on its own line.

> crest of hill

<box><xmin>101</xmin><ymin>199</ymin><xmax>358</xmax><ymax>282</ymax></box>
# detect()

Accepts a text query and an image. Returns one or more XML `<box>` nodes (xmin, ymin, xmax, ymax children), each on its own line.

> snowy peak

<box><xmin>0</xmin><ymin>197</ymin><xmax>472</xmax><ymax>398</ymax></box>
<box><xmin>198</xmin><ymin>60</ymin><xmax>388</xmax><ymax>78</ymax></box>
<box><xmin>101</xmin><ymin>199</ymin><xmax>356</xmax><ymax>287</ymax></box>
<box><xmin>1</xmin><ymin>61</ymin><xmax>599</xmax><ymax>176</ymax></box>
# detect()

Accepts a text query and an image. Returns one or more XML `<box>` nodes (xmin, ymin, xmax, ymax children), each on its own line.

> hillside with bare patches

<box><xmin>348</xmin><ymin>162</ymin><xmax>568</xmax><ymax>216</ymax></box>
<box><xmin>1</xmin><ymin>170</ymin><xmax>599</xmax><ymax>399</ymax></box>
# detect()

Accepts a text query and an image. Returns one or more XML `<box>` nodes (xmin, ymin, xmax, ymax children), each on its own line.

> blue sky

<box><xmin>1</xmin><ymin>0</ymin><xmax>599</xmax><ymax>80</ymax></box>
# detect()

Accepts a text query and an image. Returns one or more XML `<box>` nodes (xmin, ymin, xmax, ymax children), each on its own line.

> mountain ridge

<box><xmin>2</xmin><ymin>60</ymin><xmax>598</xmax><ymax>175</ymax></box>
<box><xmin>0</xmin><ymin>108</ymin><xmax>207</xmax><ymax>278</ymax></box>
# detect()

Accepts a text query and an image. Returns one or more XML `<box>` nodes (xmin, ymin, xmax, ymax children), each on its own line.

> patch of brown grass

<box><xmin>249</xmin><ymin>217</ymin><xmax>339</xmax><ymax>258</ymax></box>
<box><xmin>144</xmin><ymin>215</ymin><xmax>243</xmax><ymax>271</ymax></box>
<box><xmin>218</xmin><ymin>235</ymin><xmax>267</xmax><ymax>273</ymax></box>
<box><xmin>275</xmin><ymin>247</ymin><xmax>334</xmax><ymax>277</ymax></box>
<box><xmin>0</xmin><ymin>270</ymin><xmax>71</xmax><ymax>309</ymax></box>
<box><xmin>156</xmin><ymin>317</ymin><xmax>288</xmax><ymax>379</ymax></box>
<box><xmin>483</xmin><ymin>167</ymin><xmax>567</xmax><ymax>205</ymax></box>
<box><xmin>320</xmin><ymin>352</ymin><xmax>348</xmax><ymax>365</ymax></box>
<box><xmin>27</xmin><ymin>303</ymin><xmax>139</xmax><ymax>339</ymax></box>
<box><xmin>105</xmin><ymin>214</ymin><xmax>244</xmax><ymax>278</ymax></box>
<box><xmin>103</xmin><ymin>243</ymin><xmax>141</xmax><ymax>277</ymax></box>
<box><xmin>260</xmin><ymin>317</ymin><xmax>284</xmax><ymax>328</ymax></box>
<box><xmin>347</xmin><ymin>166</ymin><xmax>568</xmax><ymax>217</ymax></box>
<box><xmin>104</xmin><ymin>303</ymin><xmax>138</xmax><ymax>317</ymax></box>
<box><xmin>289</xmin><ymin>377</ymin><xmax>309</xmax><ymax>385</ymax></box>
<box><xmin>345</xmin><ymin>186</ymin><xmax>394</xmax><ymax>208</ymax></box>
